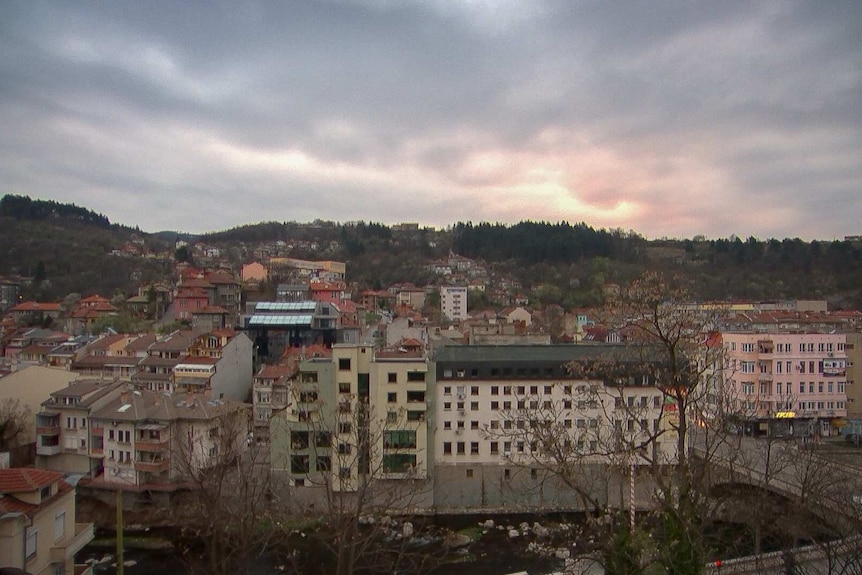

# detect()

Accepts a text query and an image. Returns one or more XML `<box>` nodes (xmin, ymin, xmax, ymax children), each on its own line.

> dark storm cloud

<box><xmin>0</xmin><ymin>0</ymin><xmax>859</xmax><ymax>239</ymax></box>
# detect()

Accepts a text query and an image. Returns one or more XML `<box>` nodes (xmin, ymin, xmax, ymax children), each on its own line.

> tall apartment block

<box><xmin>440</xmin><ymin>286</ymin><xmax>467</xmax><ymax>322</ymax></box>
<box><xmin>721</xmin><ymin>331</ymin><xmax>848</xmax><ymax>438</ymax></box>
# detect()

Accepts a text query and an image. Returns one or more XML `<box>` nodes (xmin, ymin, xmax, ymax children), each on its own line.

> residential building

<box><xmin>131</xmin><ymin>330</ymin><xmax>198</xmax><ymax>394</ymax></box>
<box><xmin>270</xmin><ymin>344</ymin><xmax>431</xmax><ymax>503</ymax></box>
<box><xmin>36</xmin><ymin>379</ymin><xmax>125</xmax><ymax>476</ymax></box>
<box><xmin>0</xmin><ymin>279</ymin><xmax>21</xmax><ymax>313</ymax></box>
<box><xmin>85</xmin><ymin>388</ymin><xmax>250</xmax><ymax>491</ymax></box>
<box><xmin>252</xmin><ymin>364</ymin><xmax>295</xmax><ymax>446</ymax></box>
<box><xmin>173</xmin><ymin>329</ymin><xmax>253</xmax><ymax>401</ymax></box>
<box><xmin>431</xmin><ymin>344</ymin><xmax>672</xmax><ymax>512</ymax></box>
<box><xmin>0</xmin><ymin>366</ymin><xmax>81</xmax><ymax>467</ymax></box>
<box><xmin>721</xmin><ymin>331</ymin><xmax>848</xmax><ymax>437</ymax></box>
<box><xmin>7</xmin><ymin>301</ymin><xmax>62</xmax><ymax>325</ymax></box>
<box><xmin>440</xmin><ymin>286</ymin><xmax>468</xmax><ymax>322</ymax></box>
<box><xmin>396</xmin><ymin>286</ymin><xmax>426</xmax><ymax>312</ymax></box>
<box><xmin>174</xmin><ymin>287</ymin><xmax>210</xmax><ymax>321</ymax></box>
<box><xmin>269</xmin><ymin>258</ymin><xmax>346</xmax><ymax>282</ymax></box>
<box><xmin>0</xmin><ymin>468</ymin><xmax>94</xmax><ymax>575</ymax></box>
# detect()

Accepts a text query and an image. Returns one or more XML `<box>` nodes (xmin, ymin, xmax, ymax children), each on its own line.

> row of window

<box><xmin>740</xmin><ymin>381</ymin><xmax>846</xmax><ymax>395</ymax></box>
<box><xmin>733</xmin><ymin>342</ymin><xmax>844</xmax><ymax>353</ymax></box>
<box><xmin>440</xmin><ymin>396</ymin><xmax>661</xmax><ymax>412</ymax></box>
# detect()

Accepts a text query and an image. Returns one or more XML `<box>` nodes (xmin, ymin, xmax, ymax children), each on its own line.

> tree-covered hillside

<box><xmin>2</xmin><ymin>194</ymin><xmax>861</xmax><ymax>309</ymax></box>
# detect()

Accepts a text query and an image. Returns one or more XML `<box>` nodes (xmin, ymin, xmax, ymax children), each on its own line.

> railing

<box><xmin>36</xmin><ymin>444</ymin><xmax>62</xmax><ymax>456</ymax></box>
<box><xmin>51</xmin><ymin>522</ymin><xmax>94</xmax><ymax>562</ymax></box>
<box><xmin>36</xmin><ymin>426</ymin><xmax>61</xmax><ymax>435</ymax></box>
<box><xmin>135</xmin><ymin>460</ymin><xmax>170</xmax><ymax>472</ymax></box>
<box><xmin>136</xmin><ymin>438</ymin><xmax>169</xmax><ymax>452</ymax></box>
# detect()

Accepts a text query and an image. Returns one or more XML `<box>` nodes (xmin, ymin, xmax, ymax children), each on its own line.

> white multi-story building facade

<box><xmin>431</xmin><ymin>344</ymin><xmax>674</xmax><ymax>512</ymax></box>
<box><xmin>440</xmin><ymin>286</ymin><xmax>467</xmax><ymax>322</ymax></box>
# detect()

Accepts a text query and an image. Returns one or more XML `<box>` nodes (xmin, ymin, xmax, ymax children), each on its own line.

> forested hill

<box><xmin>0</xmin><ymin>195</ymin><xmax>170</xmax><ymax>301</ymax></box>
<box><xmin>2</xmin><ymin>194</ymin><xmax>862</xmax><ymax>308</ymax></box>
<box><xmin>452</xmin><ymin>221</ymin><xmax>644</xmax><ymax>263</ymax></box>
<box><xmin>0</xmin><ymin>194</ymin><xmax>113</xmax><ymax>228</ymax></box>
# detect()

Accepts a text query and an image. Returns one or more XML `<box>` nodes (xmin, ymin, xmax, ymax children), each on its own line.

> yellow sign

<box><xmin>775</xmin><ymin>411</ymin><xmax>796</xmax><ymax>419</ymax></box>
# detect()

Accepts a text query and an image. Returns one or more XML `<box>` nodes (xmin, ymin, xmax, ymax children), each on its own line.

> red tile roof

<box><xmin>0</xmin><ymin>468</ymin><xmax>63</xmax><ymax>493</ymax></box>
<box><xmin>10</xmin><ymin>301</ymin><xmax>62</xmax><ymax>312</ymax></box>
<box><xmin>81</xmin><ymin>294</ymin><xmax>111</xmax><ymax>304</ymax></box>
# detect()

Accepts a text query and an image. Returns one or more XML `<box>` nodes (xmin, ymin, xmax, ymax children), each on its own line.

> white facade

<box><xmin>440</xmin><ymin>286</ymin><xmax>467</xmax><ymax>322</ymax></box>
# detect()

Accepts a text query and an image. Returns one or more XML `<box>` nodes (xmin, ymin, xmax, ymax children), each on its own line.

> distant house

<box><xmin>0</xmin><ymin>468</ymin><xmax>94</xmax><ymax>574</ymax></box>
<box><xmin>174</xmin><ymin>287</ymin><xmax>210</xmax><ymax>321</ymax></box>
<box><xmin>396</xmin><ymin>286</ymin><xmax>427</xmax><ymax>311</ymax></box>
<box><xmin>500</xmin><ymin>306</ymin><xmax>532</xmax><ymax>327</ymax></box>
<box><xmin>65</xmin><ymin>295</ymin><xmax>118</xmax><ymax>334</ymax></box>
<box><xmin>242</xmin><ymin>262</ymin><xmax>268</xmax><ymax>284</ymax></box>
<box><xmin>8</xmin><ymin>301</ymin><xmax>62</xmax><ymax>325</ymax></box>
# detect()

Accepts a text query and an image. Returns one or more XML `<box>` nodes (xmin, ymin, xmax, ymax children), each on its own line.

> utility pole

<box><xmin>629</xmin><ymin>457</ymin><xmax>635</xmax><ymax>534</ymax></box>
<box><xmin>116</xmin><ymin>488</ymin><xmax>124</xmax><ymax>575</ymax></box>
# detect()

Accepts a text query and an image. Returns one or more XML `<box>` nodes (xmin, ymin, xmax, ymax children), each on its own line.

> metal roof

<box><xmin>248</xmin><ymin>314</ymin><xmax>313</xmax><ymax>327</ymax></box>
<box><xmin>254</xmin><ymin>301</ymin><xmax>317</xmax><ymax>312</ymax></box>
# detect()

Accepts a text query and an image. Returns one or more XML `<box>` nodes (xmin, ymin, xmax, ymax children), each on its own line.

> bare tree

<box><xmin>170</xmin><ymin>400</ymin><xmax>278</xmax><ymax>575</ymax></box>
<box><xmin>0</xmin><ymin>398</ymin><xmax>32</xmax><ymax>451</ymax></box>
<box><xmin>0</xmin><ymin>398</ymin><xmax>33</xmax><ymax>466</ymax></box>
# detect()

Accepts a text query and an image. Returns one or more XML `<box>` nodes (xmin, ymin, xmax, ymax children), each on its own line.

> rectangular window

<box><xmin>387</xmin><ymin>392</ymin><xmax>397</xmax><ymax>403</ymax></box>
<box><xmin>443</xmin><ymin>442</ymin><xmax>452</xmax><ymax>455</ymax></box>
<box><xmin>471</xmin><ymin>442</ymin><xmax>479</xmax><ymax>454</ymax></box>
<box><xmin>338</xmin><ymin>358</ymin><xmax>351</xmax><ymax>370</ymax></box>
<box><xmin>25</xmin><ymin>529</ymin><xmax>37</xmax><ymax>560</ymax></box>
<box><xmin>384</xmin><ymin>430</ymin><xmax>416</xmax><ymax>449</ymax></box>
<box><xmin>388</xmin><ymin>372</ymin><xmax>397</xmax><ymax>383</ymax></box>
<box><xmin>54</xmin><ymin>511</ymin><xmax>65</xmax><ymax>541</ymax></box>
<box><xmin>383</xmin><ymin>453</ymin><xmax>416</xmax><ymax>473</ymax></box>
<box><xmin>490</xmin><ymin>441</ymin><xmax>499</xmax><ymax>454</ymax></box>
<box><xmin>456</xmin><ymin>442</ymin><xmax>465</xmax><ymax>455</ymax></box>
<box><xmin>491</xmin><ymin>386</ymin><xmax>499</xmax><ymax>395</ymax></box>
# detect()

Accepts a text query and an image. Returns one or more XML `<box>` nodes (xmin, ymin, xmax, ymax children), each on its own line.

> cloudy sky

<box><xmin>1</xmin><ymin>1</ymin><xmax>860</xmax><ymax>239</ymax></box>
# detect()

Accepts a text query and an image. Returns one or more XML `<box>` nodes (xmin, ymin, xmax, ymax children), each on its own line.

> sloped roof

<box><xmin>0</xmin><ymin>468</ymin><xmax>62</xmax><ymax>493</ymax></box>
<box><xmin>10</xmin><ymin>301</ymin><xmax>62</xmax><ymax>312</ymax></box>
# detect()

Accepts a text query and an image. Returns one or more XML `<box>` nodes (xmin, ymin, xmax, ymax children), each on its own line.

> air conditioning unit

<box><xmin>455</xmin><ymin>429</ymin><xmax>462</xmax><ymax>435</ymax></box>
<box><xmin>504</xmin><ymin>450</ymin><xmax>512</xmax><ymax>458</ymax></box>
<box><xmin>458</xmin><ymin>410</ymin><xmax>466</xmax><ymax>416</ymax></box>
<box><xmin>457</xmin><ymin>394</ymin><xmax>466</xmax><ymax>400</ymax></box>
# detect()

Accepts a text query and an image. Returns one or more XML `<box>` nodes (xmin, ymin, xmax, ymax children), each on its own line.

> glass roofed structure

<box><xmin>243</xmin><ymin>300</ymin><xmax>338</xmax><ymax>360</ymax></box>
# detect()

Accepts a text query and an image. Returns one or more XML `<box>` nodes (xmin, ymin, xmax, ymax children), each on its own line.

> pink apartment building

<box><xmin>722</xmin><ymin>331</ymin><xmax>847</xmax><ymax>438</ymax></box>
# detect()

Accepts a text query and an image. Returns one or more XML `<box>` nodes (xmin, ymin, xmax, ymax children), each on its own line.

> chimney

<box><xmin>120</xmin><ymin>390</ymin><xmax>129</xmax><ymax>404</ymax></box>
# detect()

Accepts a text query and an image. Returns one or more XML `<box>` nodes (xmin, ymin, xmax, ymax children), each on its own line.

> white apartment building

<box><xmin>431</xmin><ymin>345</ymin><xmax>674</xmax><ymax>512</ymax></box>
<box><xmin>440</xmin><ymin>286</ymin><xmax>467</xmax><ymax>322</ymax></box>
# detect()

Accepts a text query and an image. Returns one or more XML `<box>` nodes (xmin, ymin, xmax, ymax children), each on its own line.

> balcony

<box><xmin>135</xmin><ymin>459</ymin><xmax>169</xmax><ymax>473</ymax></box>
<box><xmin>37</xmin><ymin>443</ymin><xmax>62</xmax><ymax>456</ymax></box>
<box><xmin>36</xmin><ymin>426</ymin><xmax>61</xmax><ymax>436</ymax></box>
<box><xmin>51</xmin><ymin>522</ymin><xmax>95</xmax><ymax>563</ymax></box>
<box><xmin>90</xmin><ymin>427</ymin><xmax>104</xmax><ymax>436</ymax></box>
<box><xmin>136</xmin><ymin>438</ymin><xmax>169</xmax><ymax>452</ymax></box>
